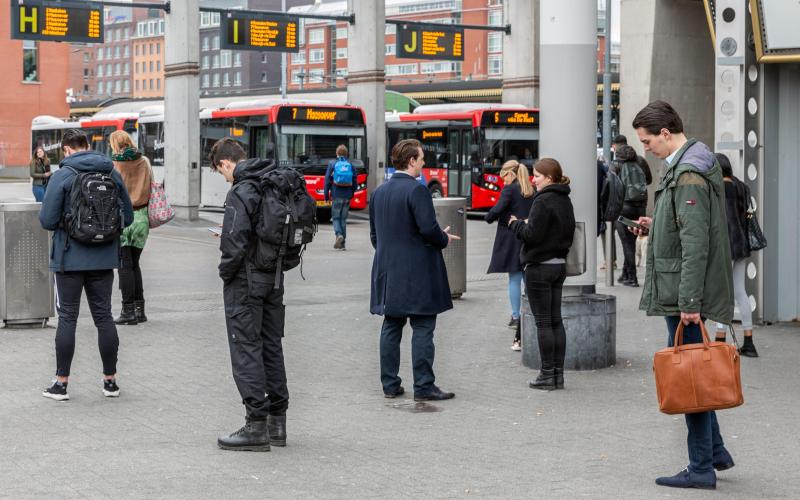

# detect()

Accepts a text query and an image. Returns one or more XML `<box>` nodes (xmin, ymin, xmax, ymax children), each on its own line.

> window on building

<box><xmin>124</xmin><ymin>27</ymin><xmax>130</xmax><ymax>40</ymax></box>
<box><xmin>260</xmin><ymin>72</ymin><xmax>267</xmax><ymax>83</ymax></box>
<box><xmin>156</xmin><ymin>61</ymin><xmax>161</xmax><ymax>72</ymax></box>
<box><xmin>98</xmin><ymin>81</ymin><xmax>104</xmax><ymax>94</ymax></box>
<box><xmin>159</xmin><ymin>20</ymin><xmax>165</xmax><ymax>34</ymax></box>
<box><xmin>149</xmin><ymin>78</ymin><xmax>154</xmax><ymax>89</ymax></box>
<box><xmin>309</xmin><ymin>29</ymin><xmax>325</xmax><ymax>44</ymax></box>
<box><xmin>136</xmin><ymin>80</ymin><xmax>139</xmax><ymax>91</ymax></box>
<box><xmin>202</xmin><ymin>36</ymin><xmax>209</xmax><ymax>51</ymax></box>
<box><xmin>156</xmin><ymin>79</ymin><xmax>160</xmax><ymax>90</ymax></box>
<box><xmin>124</xmin><ymin>80</ymin><xmax>130</xmax><ymax>92</ymax></box>
<box><xmin>156</xmin><ymin>42</ymin><xmax>160</xmax><ymax>54</ymax></box>
<box><xmin>202</xmin><ymin>74</ymin><xmax>210</xmax><ymax>88</ymax></box>
<box><xmin>115</xmin><ymin>80</ymin><xmax>121</xmax><ymax>93</ymax></box>
<box><xmin>115</xmin><ymin>46</ymin><xmax>120</xmax><ymax>59</ymax></box>
<box><xmin>336</xmin><ymin>48</ymin><xmax>347</xmax><ymax>59</ymax></box>
<box><xmin>336</xmin><ymin>27</ymin><xmax>348</xmax><ymax>40</ymax></box>
<box><xmin>335</xmin><ymin>68</ymin><xmax>348</xmax><ymax>78</ymax></box>
<box><xmin>385</xmin><ymin>24</ymin><xmax>396</xmax><ymax>35</ymax></box>
<box><xmin>212</xmin><ymin>55</ymin><xmax>219</xmax><ymax>69</ymax></box>
<box><xmin>488</xmin><ymin>54</ymin><xmax>503</xmax><ymax>76</ymax></box>
<box><xmin>149</xmin><ymin>43</ymin><xmax>154</xmax><ymax>55</ymax></box>
<box><xmin>309</xmin><ymin>48</ymin><xmax>325</xmax><ymax>63</ymax></box>
<box><xmin>148</xmin><ymin>20</ymin><xmax>155</xmax><ymax>36</ymax></box>
<box><xmin>124</xmin><ymin>45</ymin><xmax>130</xmax><ymax>58</ymax></box>
<box><xmin>212</xmin><ymin>73</ymin><xmax>220</xmax><ymax>87</ymax></box>
<box><xmin>220</xmin><ymin>50</ymin><xmax>232</xmax><ymax>68</ymax></box>
<box><xmin>212</xmin><ymin>35</ymin><xmax>220</xmax><ymax>50</ymax></box>
<box><xmin>291</xmin><ymin>70</ymin><xmax>301</xmax><ymax>84</ymax></box>
<box><xmin>83</xmin><ymin>68</ymin><xmax>89</xmax><ymax>77</ymax></box>
<box><xmin>385</xmin><ymin>63</ymin><xmax>418</xmax><ymax>76</ymax></box>
<box><xmin>115</xmin><ymin>29</ymin><xmax>121</xmax><ymax>42</ymax></box>
<box><xmin>385</xmin><ymin>44</ymin><xmax>396</xmax><ymax>55</ymax></box>
<box><xmin>261</xmin><ymin>53</ymin><xmax>268</xmax><ymax>63</ymax></box>
<box><xmin>106</xmin><ymin>63</ymin><xmax>112</xmax><ymax>75</ymax></box>
<box><xmin>97</xmin><ymin>65</ymin><xmax>104</xmax><ymax>77</ymax></box>
<box><xmin>488</xmin><ymin>9</ymin><xmax>503</xmax><ymax>26</ymax></box>
<box><xmin>137</xmin><ymin>22</ymin><xmax>145</xmax><ymax>37</ymax></box>
<box><xmin>233</xmin><ymin>71</ymin><xmax>241</xmax><ymax>86</ymax></box>
<box><xmin>135</xmin><ymin>62</ymin><xmax>140</xmax><ymax>73</ymax></box>
<box><xmin>124</xmin><ymin>62</ymin><xmax>130</xmax><ymax>75</ymax></box>
<box><xmin>106</xmin><ymin>47</ymin><xmax>111</xmax><ymax>59</ymax></box>
<box><xmin>308</xmin><ymin>69</ymin><xmax>324</xmax><ymax>83</ymax></box>
<box><xmin>83</xmin><ymin>53</ymin><xmax>90</xmax><ymax>63</ymax></box>
<box><xmin>488</xmin><ymin>32</ymin><xmax>502</xmax><ymax>53</ymax></box>
<box><xmin>233</xmin><ymin>52</ymin><xmax>242</xmax><ymax>67</ymax></box>
<box><xmin>134</xmin><ymin>45</ymin><xmax>138</xmax><ymax>57</ymax></box>
<box><xmin>291</xmin><ymin>51</ymin><xmax>306</xmax><ymax>65</ymax></box>
<box><xmin>98</xmin><ymin>48</ymin><xmax>104</xmax><ymax>60</ymax></box>
<box><xmin>115</xmin><ymin>63</ymin><xmax>121</xmax><ymax>76</ymax></box>
<box><xmin>224</xmin><ymin>73</ymin><xmax>231</xmax><ymax>87</ymax></box>
<box><xmin>202</xmin><ymin>55</ymin><xmax>209</xmax><ymax>69</ymax></box>
<box><xmin>83</xmin><ymin>84</ymin><xmax>88</xmax><ymax>93</ymax></box>
<box><xmin>420</xmin><ymin>61</ymin><xmax>460</xmax><ymax>74</ymax></box>
<box><xmin>149</xmin><ymin>61</ymin><xmax>154</xmax><ymax>72</ymax></box>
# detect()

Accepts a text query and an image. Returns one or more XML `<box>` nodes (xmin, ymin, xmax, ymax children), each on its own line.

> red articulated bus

<box><xmin>386</xmin><ymin>103</ymin><xmax>540</xmax><ymax>210</ymax></box>
<box><xmin>31</xmin><ymin>114</ymin><xmax>139</xmax><ymax>166</ymax></box>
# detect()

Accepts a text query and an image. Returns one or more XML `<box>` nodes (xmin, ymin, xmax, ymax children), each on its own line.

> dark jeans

<box><xmin>615</xmin><ymin>204</ymin><xmax>646</xmax><ymax>279</ymax></box>
<box><xmin>380</xmin><ymin>314</ymin><xmax>436</xmax><ymax>394</ymax></box>
<box><xmin>224</xmin><ymin>272</ymin><xmax>288</xmax><ymax>418</ymax></box>
<box><xmin>54</xmin><ymin>271</ymin><xmax>119</xmax><ymax>377</ymax></box>
<box><xmin>525</xmin><ymin>263</ymin><xmax>567</xmax><ymax>370</ymax></box>
<box><xmin>118</xmin><ymin>246</ymin><xmax>144</xmax><ymax>304</ymax></box>
<box><xmin>32</xmin><ymin>185</ymin><xmax>46</xmax><ymax>202</ymax></box>
<box><xmin>665</xmin><ymin>316</ymin><xmax>728</xmax><ymax>474</ymax></box>
<box><xmin>331</xmin><ymin>197</ymin><xmax>351</xmax><ymax>240</ymax></box>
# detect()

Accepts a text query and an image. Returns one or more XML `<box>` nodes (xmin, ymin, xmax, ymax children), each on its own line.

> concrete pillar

<box><xmin>164</xmin><ymin>0</ymin><xmax>201</xmax><ymax>221</ymax></box>
<box><xmin>539</xmin><ymin>0</ymin><xmax>598</xmax><ymax>289</ymax></box>
<box><xmin>619</xmin><ymin>0</ymin><xmax>714</xmax><ymax>184</ymax></box>
<box><xmin>346</xmin><ymin>0</ymin><xmax>386</xmax><ymax>193</ymax></box>
<box><xmin>502</xmin><ymin>0</ymin><xmax>539</xmax><ymax>107</ymax></box>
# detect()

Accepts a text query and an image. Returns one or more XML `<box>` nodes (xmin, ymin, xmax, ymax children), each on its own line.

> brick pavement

<box><xmin>0</xmin><ymin>181</ymin><xmax>799</xmax><ymax>499</ymax></box>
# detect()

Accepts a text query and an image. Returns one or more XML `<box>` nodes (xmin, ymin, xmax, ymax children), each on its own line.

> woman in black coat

<box><xmin>509</xmin><ymin>158</ymin><xmax>575</xmax><ymax>391</ymax></box>
<box><xmin>484</xmin><ymin>160</ymin><xmax>534</xmax><ymax>350</ymax></box>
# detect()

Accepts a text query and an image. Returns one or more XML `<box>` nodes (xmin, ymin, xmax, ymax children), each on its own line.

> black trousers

<box><xmin>223</xmin><ymin>272</ymin><xmax>288</xmax><ymax>419</ymax></box>
<box><xmin>615</xmin><ymin>204</ymin><xmax>646</xmax><ymax>280</ymax></box>
<box><xmin>379</xmin><ymin>314</ymin><xmax>437</xmax><ymax>394</ymax></box>
<box><xmin>54</xmin><ymin>270</ymin><xmax>119</xmax><ymax>377</ymax></box>
<box><xmin>118</xmin><ymin>245</ymin><xmax>144</xmax><ymax>304</ymax></box>
<box><xmin>524</xmin><ymin>263</ymin><xmax>567</xmax><ymax>370</ymax></box>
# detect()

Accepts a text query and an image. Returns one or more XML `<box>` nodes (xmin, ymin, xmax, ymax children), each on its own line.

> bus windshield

<box><xmin>480</xmin><ymin>127</ymin><xmax>539</xmax><ymax>172</ymax></box>
<box><xmin>276</xmin><ymin>125</ymin><xmax>365</xmax><ymax>175</ymax></box>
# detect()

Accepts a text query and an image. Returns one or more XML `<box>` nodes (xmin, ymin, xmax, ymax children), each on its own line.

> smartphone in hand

<box><xmin>617</xmin><ymin>216</ymin><xmax>646</xmax><ymax>232</ymax></box>
<box><xmin>208</xmin><ymin>227</ymin><xmax>222</xmax><ymax>236</ymax></box>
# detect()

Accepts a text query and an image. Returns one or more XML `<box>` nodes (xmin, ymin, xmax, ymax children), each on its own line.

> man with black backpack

<box><xmin>612</xmin><ymin>144</ymin><xmax>649</xmax><ymax>287</ymax></box>
<box><xmin>323</xmin><ymin>145</ymin><xmax>355</xmax><ymax>250</ymax></box>
<box><xmin>39</xmin><ymin>128</ymin><xmax>133</xmax><ymax>401</ymax></box>
<box><xmin>210</xmin><ymin>137</ymin><xmax>316</xmax><ymax>452</ymax></box>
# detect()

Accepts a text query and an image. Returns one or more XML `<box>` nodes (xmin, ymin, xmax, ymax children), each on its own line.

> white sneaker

<box><xmin>511</xmin><ymin>340</ymin><xmax>522</xmax><ymax>351</ymax></box>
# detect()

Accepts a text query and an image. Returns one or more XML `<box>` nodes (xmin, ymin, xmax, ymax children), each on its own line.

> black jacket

<box><xmin>484</xmin><ymin>182</ymin><xmax>534</xmax><ymax>273</ymax></box>
<box><xmin>510</xmin><ymin>183</ymin><xmax>576</xmax><ymax>266</ymax></box>
<box><xmin>612</xmin><ymin>144</ymin><xmax>652</xmax><ymax>207</ymax></box>
<box><xmin>219</xmin><ymin>158</ymin><xmax>275</xmax><ymax>283</ymax></box>
<box><xmin>725</xmin><ymin>177</ymin><xmax>751</xmax><ymax>260</ymax></box>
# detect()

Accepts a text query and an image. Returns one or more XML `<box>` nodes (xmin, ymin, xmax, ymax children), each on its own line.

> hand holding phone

<box><xmin>617</xmin><ymin>216</ymin><xmax>643</xmax><ymax>230</ymax></box>
<box><xmin>208</xmin><ymin>227</ymin><xmax>222</xmax><ymax>237</ymax></box>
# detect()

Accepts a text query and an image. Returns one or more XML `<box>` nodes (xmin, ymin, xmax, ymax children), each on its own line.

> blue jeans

<box><xmin>380</xmin><ymin>315</ymin><xmax>436</xmax><ymax>394</ymax></box>
<box><xmin>508</xmin><ymin>271</ymin><xmax>524</xmax><ymax>319</ymax></box>
<box><xmin>32</xmin><ymin>185</ymin><xmax>46</xmax><ymax>202</ymax></box>
<box><xmin>331</xmin><ymin>198</ymin><xmax>351</xmax><ymax>240</ymax></box>
<box><xmin>665</xmin><ymin>316</ymin><xmax>728</xmax><ymax>474</ymax></box>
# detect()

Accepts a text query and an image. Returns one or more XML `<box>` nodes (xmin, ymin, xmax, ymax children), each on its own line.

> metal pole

<box><xmin>602</xmin><ymin>0</ymin><xmax>614</xmax><ymax>287</ymax></box>
<box><xmin>281</xmin><ymin>0</ymin><xmax>287</xmax><ymax>99</ymax></box>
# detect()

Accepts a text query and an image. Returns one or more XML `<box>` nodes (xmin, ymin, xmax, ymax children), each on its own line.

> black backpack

<box><xmin>63</xmin><ymin>166</ymin><xmax>122</xmax><ymax>245</ymax></box>
<box><xmin>620</xmin><ymin>161</ymin><xmax>648</xmax><ymax>203</ymax></box>
<box><xmin>601</xmin><ymin>170</ymin><xmax>625</xmax><ymax>222</ymax></box>
<box><xmin>252</xmin><ymin>167</ymin><xmax>317</xmax><ymax>286</ymax></box>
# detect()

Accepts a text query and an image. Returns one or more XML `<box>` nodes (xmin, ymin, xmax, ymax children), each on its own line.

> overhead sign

<box><xmin>10</xmin><ymin>0</ymin><xmax>103</xmax><ymax>43</ymax></box>
<box><xmin>222</xmin><ymin>12</ymin><xmax>299</xmax><ymax>52</ymax></box>
<box><xmin>482</xmin><ymin>110</ymin><xmax>539</xmax><ymax>127</ymax></box>
<box><xmin>396</xmin><ymin>24</ymin><xmax>464</xmax><ymax>61</ymax></box>
<box><xmin>276</xmin><ymin>106</ymin><xmax>363</xmax><ymax>124</ymax></box>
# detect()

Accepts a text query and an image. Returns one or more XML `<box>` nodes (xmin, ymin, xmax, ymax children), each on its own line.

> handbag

<box><xmin>147</xmin><ymin>180</ymin><xmax>175</xmax><ymax>229</ymax></box>
<box><xmin>745</xmin><ymin>201</ymin><xmax>767</xmax><ymax>251</ymax></box>
<box><xmin>653</xmin><ymin>322</ymin><xmax>743</xmax><ymax>415</ymax></box>
<box><xmin>565</xmin><ymin>221</ymin><xmax>586</xmax><ymax>277</ymax></box>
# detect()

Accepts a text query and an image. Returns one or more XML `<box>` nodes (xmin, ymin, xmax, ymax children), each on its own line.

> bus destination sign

<box><xmin>10</xmin><ymin>0</ymin><xmax>103</xmax><ymax>44</ymax></box>
<box><xmin>396</xmin><ymin>24</ymin><xmax>464</xmax><ymax>61</ymax></box>
<box><xmin>483</xmin><ymin>110</ymin><xmax>539</xmax><ymax>127</ymax></box>
<box><xmin>222</xmin><ymin>12</ymin><xmax>299</xmax><ymax>52</ymax></box>
<box><xmin>276</xmin><ymin>106</ymin><xmax>363</xmax><ymax>124</ymax></box>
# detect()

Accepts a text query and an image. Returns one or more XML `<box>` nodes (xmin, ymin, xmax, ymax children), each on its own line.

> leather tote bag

<box><xmin>653</xmin><ymin>322</ymin><xmax>743</xmax><ymax>415</ymax></box>
<box><xmin>746</xmin><ymin>201</ymin><xmax>767</xmax><ymax>252</ymax></box>
<box><xmin>565</xmin><ymin>222</ymin><xmax>586</xmax><ymax>277</ymax></box>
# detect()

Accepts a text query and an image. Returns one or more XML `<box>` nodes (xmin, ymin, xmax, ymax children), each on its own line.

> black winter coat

<box><xmin>369</xmin><ymin>173</ymin><xmax>452</xmax><ymax>316</ymax></box>
<box><xmin>484</xmin><ymin>182</ymin><xmax>534</xmax><ymax>273</ymax></box>
<box><xmin>510</xmin><ymin>183</ymin><xmax>576</xmax><ymax>266</ymax></box>
<box><xmin>724</xmin><ymin>177</ymin><xmax>751</xmax><ymax>260</ymax></box>
<box><xmin>219</xmin><ymin>158</ymin><xmax>276</xmax><ymax>283</ymax></box>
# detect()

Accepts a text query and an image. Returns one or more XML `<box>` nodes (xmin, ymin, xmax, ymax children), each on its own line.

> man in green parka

<box><xmin>631</xmin><ymin>101</ymin><xmax>735</xmax><ymax>490</ymax></box>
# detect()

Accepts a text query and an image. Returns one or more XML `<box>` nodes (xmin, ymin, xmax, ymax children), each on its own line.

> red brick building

<box><xmin>0</xmin><ymin>0</ymin><xmax>70</xmax><ymax>169</ymax></box>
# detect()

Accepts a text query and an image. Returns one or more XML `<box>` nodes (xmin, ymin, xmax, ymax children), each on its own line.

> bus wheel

<box><xmin>429</xmin><ymin>184</ymin><xmax>444</xmax><ymax>198</ymax></box>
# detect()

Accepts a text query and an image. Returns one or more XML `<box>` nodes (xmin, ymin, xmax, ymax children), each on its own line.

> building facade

<box><xmin>132</xmin><ymin>17</ymin><xmax>166</xmax><ymax>98</ymax></box>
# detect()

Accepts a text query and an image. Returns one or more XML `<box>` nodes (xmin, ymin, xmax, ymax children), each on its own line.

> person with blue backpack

<box><xmin>324</xmin><ymin>145</ymin><xmax>355</xmax><ymax>250</ymax></box>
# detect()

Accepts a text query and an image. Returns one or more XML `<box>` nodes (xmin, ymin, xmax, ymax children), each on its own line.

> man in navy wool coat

<box><xmin>369</xmin><ymin>138</ymin><xmax>459</xmax><ymax>401</ymax></box>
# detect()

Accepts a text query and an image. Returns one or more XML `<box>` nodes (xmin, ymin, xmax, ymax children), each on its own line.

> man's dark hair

<box><xmin>61</xmin><ymin>128</ymin><xmax>89</xmax><ymax>151</ymax></box>
<box><xmin>715</xmin><ymin>153</ymin><xmax>734</xmax><ymax>178</ymax></box>
<box><xmin>612</xmin><ymin>134</ymin><xmax>628</xmax><ymax>146</ymax></box>
<box><xmin>209</xmin><ymin>137</ymin><xmax>246</xmax><ymax>171</ymax></box>
<box><xmin>632</xmin><ymin>100</ymin><xmax>684</xmax><ymax>135</ymax></box>
<box><xmin>391</xmin><ymin>139</ymin><xmax>422</xmax><ymax>171</ymax></box>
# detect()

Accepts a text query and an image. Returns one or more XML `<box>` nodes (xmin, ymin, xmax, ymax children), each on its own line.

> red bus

<box><xmin>139</xmin><ymin>99</ymin><xmax>369</xmax><ymax>214</ymax></box>
<box><xmin>31</xmin><ymin>114</ymin><xmax>139</xmax><ymax>167</ymax></box>
<box><xmin>386</xmin><ymin>104</ymin><xmax>539</xmax><ymax>209</ymax></box>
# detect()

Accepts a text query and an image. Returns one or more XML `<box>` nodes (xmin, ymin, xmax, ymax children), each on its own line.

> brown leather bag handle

<box><xmin>672</xmin><ymin>321</ymin><xmax>711</xmax><ymax>354</ymax></box>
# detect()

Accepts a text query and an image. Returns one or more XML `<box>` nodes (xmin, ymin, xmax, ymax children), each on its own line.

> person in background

<box><xmin>484</xmin><ymin>160</ymin><xmax>535</xmax><ymax>351</ymax></box>
<box><xmin>713</xmin><ymin>153</ymin><xmax>758</xmax><ymax>357</ymax></box>
<box><xmin>612</xmin><ymin>134</ymin><xmax>653</xmax><ymax>186</ymax></box>
<box><xmin>324</xmin><ymin>145</ymin><xmax>355</xmax><ymax>250</ymax></box>
<box><xmin>109</xmin><ymin>130</ymin><xmax>153</xmax><ymax>326</ymax></box>
<box><xmin>30</xmin><ymin>146</ymin><xmax>51</xmax><ymax>202</ymax></box>
<box><xmin>612</xmin><ymin>144</ymin><xmax>649</xmax><ymax>287</ymax></box>
<box><xmin>509</xmin><ymin>158</ymin><xmax>575</xmax><ymax>391</ymax></box>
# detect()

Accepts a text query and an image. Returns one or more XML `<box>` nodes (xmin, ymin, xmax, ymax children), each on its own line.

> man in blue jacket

<box><xmin>39</xmin><ymin>128</ymin><xmax>133</xmax><ymax>401</ymax></box>
<box><xmin>323</xmin><ymin>144</ymin><xmax>355</xmax><ymax>250</ymax></box>
<box><xmin>369</xmin><ymin>138</ymin><xmax>459</xmax><ymax>401</ymax></box>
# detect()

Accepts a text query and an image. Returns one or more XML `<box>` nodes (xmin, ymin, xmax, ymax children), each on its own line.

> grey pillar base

<box><xmin>521</xmin><ymin>294</ymin><xmax>616</xmax><ymax>371</ymax></box>
<box><xmin>171</xmin><ymin>205</ymin><xmax>199</xmax><ymax>222</ymax></box>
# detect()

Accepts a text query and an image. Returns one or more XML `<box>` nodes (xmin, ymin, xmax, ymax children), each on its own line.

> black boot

<box><xmin>739</xmin><ymin>336</ymin><xmax>759</xmax><ymax>357</ymax></box>
<box><xmin>114</xmin><ymin>303</ymin><xmax>138</xmax><ymax>325</ymax></box>
<box><xmin>554</xmin><ymin>367</ymin><xmax>564</xmax><ymax>389</ymax></box>
<box><xmin>618</xmin><ymin>270</ymin><xmax>631</xmax><ymax>284</ymax></box>
<box><xmin>267</xmin><ymin>415</ymin><xmax>286</xmax><ymax>447</ymax></box>
<box><xmin>134</xmin><ymin>300</ymin><xmax>147</xmax><ymax>323</ymax></box>
<box><xmin>217</xmin><ymin>418</ymin><xmax>270</xmax><ymax>451</ymax></box>
<box><xmin>528</xmin><ymin>368</ymin><xmax>556</xmax><ymax>391</ymax></box>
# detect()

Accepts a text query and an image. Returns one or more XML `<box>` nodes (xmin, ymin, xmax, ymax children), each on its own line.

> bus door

<box><xmin>251</xmin><ymin>125</ymin><xmax>274</xmax><ymax>160</ymax></box>
<box><xmin>446</xmin><ymin>127</ymin><xmax>474</xmax><ymax>200</ymax></box>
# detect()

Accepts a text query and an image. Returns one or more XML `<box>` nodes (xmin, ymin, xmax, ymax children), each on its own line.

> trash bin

<box><xmin>433</xmin><ymin>197</ymin><xmax>467</xmax><ymax>298</ymax></box>
<box><xmin>0</xmin><ymin>202</ymin><xmax>53</xmax><ymax>327</ymax></box>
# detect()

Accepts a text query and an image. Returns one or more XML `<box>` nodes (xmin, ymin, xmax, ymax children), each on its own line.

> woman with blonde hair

<box><xmin>484</xmin><ymin>160</ymin><xmax>535</xmax><ymax>350</ymax></box>
<box><xmin>108</xmin><ymin>130</ymin><xmax>152</xmax><ymax>325</ymax></box>
<box><xmin>510</xmin><ymin>158</ymin><xmax>575</xmax><ymax>389</ymax></box>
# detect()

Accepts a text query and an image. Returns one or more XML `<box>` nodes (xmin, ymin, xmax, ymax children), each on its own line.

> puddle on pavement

<box><xmin>388</xmin><ymin>401</ymin><xmax>442</xmax><ymax>413</ymax></box>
